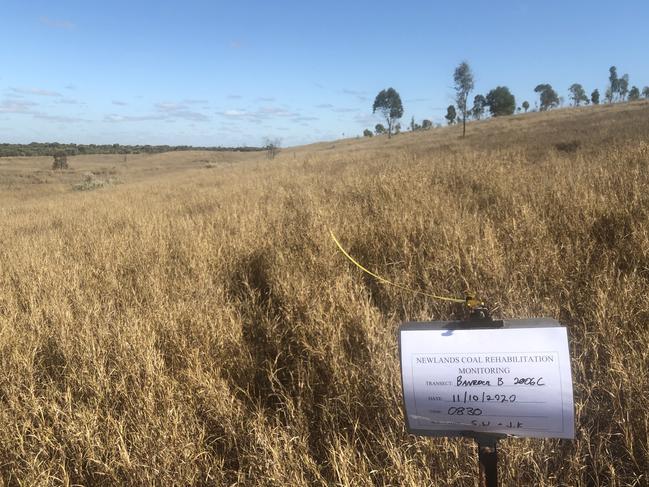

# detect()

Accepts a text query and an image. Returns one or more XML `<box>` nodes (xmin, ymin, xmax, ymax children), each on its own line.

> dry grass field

<box><xmin>1</xmin><ymin>101</ymin><xmax>648</xmax><ymax>486</ymax></box>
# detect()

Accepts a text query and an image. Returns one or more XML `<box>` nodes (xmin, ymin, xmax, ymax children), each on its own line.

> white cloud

<box><xmin>0</xmin><ymin>99</ymin><xmax>38</xmax><ymax>113</ymax></box>
<box><xmin>57</xmin><ymin>98</ymin><xmax>82</xmax><ymax>105</ymax></box>
<box><xmin>11</xmin><ymin>87</ymin><xmax>62</xmax><ymax>97</ymax></box>
<box><xmin>104</xmin><ymin>114</ymin><xmax>165</xmax><ymax>123</ymax></box>
<box><xmin>34</xmin><ymin>113</ymin><xmax>88</xmax><ymax>123</ymax></box>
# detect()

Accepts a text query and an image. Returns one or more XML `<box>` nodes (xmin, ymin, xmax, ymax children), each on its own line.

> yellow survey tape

<box><xmin>330</xmin><ymin>230</ymin><xmax>467</xmax><ymax>304</ymax></box>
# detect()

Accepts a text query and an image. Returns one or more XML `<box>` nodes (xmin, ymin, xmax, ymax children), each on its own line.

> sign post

<box><xmin>398</xmin><ymin>318</ymin><xmax>574</xmax><ymax>486</ymax></box>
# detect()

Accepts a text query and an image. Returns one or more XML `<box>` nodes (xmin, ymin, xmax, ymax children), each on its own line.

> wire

<box><xmin>330</xmin><ymin>230</ymin><xmax>467</xmax><ymax>304</ymax></box>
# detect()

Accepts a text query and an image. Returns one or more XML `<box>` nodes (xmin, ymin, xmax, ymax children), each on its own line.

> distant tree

<box><xmin>471</xmin><ymin>94</ymin><xmax>487</xmax><ymax>120</ymax></box>
<box><xmin>522</xmin><ymin>100</ymin><xmax>530</xmax><ymax>112</ymax></box>
<box><xmin>628</xmin><ymin>86</ymin><xmax>640</xmax><ymax>101</ymax></box>
<box><xmin>264</xmin><ymin>137</ymin><xmax>281</xmax><ymax>159</ymax></box>
<box><xmin>485</xmin><ymin>86</ymin><xmax>516</xmax><ymax>117</ymax></box>
<box><xmin>363</xmin><ymin>129</ymin><xmax>373</xmax><ymax>137</ymax></box>
<box><xmin>445</xmin><ymin>105</ymin><xmax>457</xmax><ymax>125</ymax></box>
<box><xmin>591</xmin><ymin>89</ymin><xmax>600</xmax><ymax>105</ymax></box>
<box><xmin>642</xmin><ymin>86</ymin><xmax>649</xmax><ymax>99</ymax></box>
<box><xmin>421</xmin><ymin>119</ymin><xmax>433</xmax><ymax>129</ymax></box>
<box><xmin>375</xmin><ymin>123</ymin><xmax>386</xmax><ymax>135</ymax></box>
<box><xmin>453</xmin><ymin>61</ymin><xmax>474</xmax><ymax>136</ymax></box>
<box><xmin>52</xmin><ymin>151</ymin><xmax>69</xmax><ymax>170</ymax></box>
<box><xmin>372</xmin><ymin>88</ymin><xmax>403</xmax><ymax>138</ymax></box>
<box><xmin>618</xmin><ymin>74</ymin><xmax>629</xmax><ymax>101</ymax></box>
<box><xmin>607</xmin><ymin>66</ymin><xmax>618</xmax><ymax>102</ymax></box>
<box><xmin>568</xmin><ymin>83</ymin><xmax>589</xmax><ymax>106</ymax></box>
<box><xmin>394</xmin><ymin>123</ymin><xmax>401</xmax><ymax>134</ymax></box>
<box><xmin>534</xmin><ymin>84</ymin><xmax>560</xmax><ymax>111</ymax></box>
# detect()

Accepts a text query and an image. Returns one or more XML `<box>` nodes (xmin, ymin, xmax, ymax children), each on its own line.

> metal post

<box><xmin>476</xmin><ymin>435</ymin><xmax>498</xmax><ymax>487</ymax></box>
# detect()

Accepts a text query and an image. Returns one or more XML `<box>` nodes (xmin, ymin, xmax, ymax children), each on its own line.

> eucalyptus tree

<box><xmin>453</xmin><ymin>61</ymin><xmax>474</xmax><ymax>136</ymax></box>
<box><xmin>372</xmin><ymin>88</ymin><xmax>403</xmax><ymax>138</ymax></box>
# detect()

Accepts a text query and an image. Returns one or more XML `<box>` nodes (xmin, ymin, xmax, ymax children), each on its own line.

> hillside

<box><xmin>1</xmin><ymin>102</ymin><xmax>648</xmax><ymax>485</ymax></box>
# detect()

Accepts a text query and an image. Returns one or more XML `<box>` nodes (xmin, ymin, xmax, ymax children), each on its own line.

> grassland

<box><xmin>1</xmin><ymin>101</ymin><xmax>648</xmax><ymax>486</ymax></box>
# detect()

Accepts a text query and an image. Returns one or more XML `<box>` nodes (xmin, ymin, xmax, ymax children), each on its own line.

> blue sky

<box><xmin>1</xmin><ymin>0</ymin><xmax>648</xmax><ymax>147</ymax></box>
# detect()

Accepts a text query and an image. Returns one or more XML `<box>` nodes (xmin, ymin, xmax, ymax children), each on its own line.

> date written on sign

<box><xmin>399</xmin><ymin>324</ymin><xmax>574</xmax><ymax>439</ymax></box>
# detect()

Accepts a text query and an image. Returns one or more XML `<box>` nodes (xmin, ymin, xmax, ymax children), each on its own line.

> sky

<box><xmin>1</xmin><ymin>0</ymin><xmax>649</xmax><ymax>147</ymax></box>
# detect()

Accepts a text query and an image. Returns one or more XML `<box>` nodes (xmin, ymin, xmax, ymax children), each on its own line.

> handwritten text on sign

<box><xmin>400</xmin><ymin>325</ymin><xmax>574</xmax><ymax>439</ymax></box>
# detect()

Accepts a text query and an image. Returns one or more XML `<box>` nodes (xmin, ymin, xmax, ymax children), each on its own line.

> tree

<box><xmin>445</xmin><ymin>105</ymin><xmax>457</xmax><ymax>125</ymax></box>
<box><xmin>591</xmin><ymin>89</ymin><xmax>600</xmax><ymax>105</ymax></box>
<box><xmin>628</xmin><ymin>86</ymin><xmax>640</xmax><ymax>101</ymax></box>
<box><xmin>372</xmin><ymin>88</ymin><xmax>403</xmax><ymax>138</ymax></box>
<box><xmin>471</xmin><ymin>94</ymin><xmax>487</xmax><ymax>120</ymax></box>
<box><xmin>534</xmin><ymin>84</ymin><xmax>560</xmax><ymax>111</ymax></box>
<box><xmin>363</xmin><ymin>129</ymin><xmax>373</xmax><ymax>137</ymax></box>
<box><xmin>264</xmin><ymin>137</ymin><xmax>281</xmax><ymax>159</ymax></box>
<box><xmin>485</xmin><ymin>86</ymin><xmax>516</xmax><ymax>117</ymax></box>
<box><xmin>421</xmin><ymin>119</ymin><xmax>432</xmax><ymax>129</ymax></box>
<box><xmin>607</xmin><ymin>66</ymin><xmax>618</xmax><ymax>102</ymax></box>
<box><xmin>522</xmin><ymin>100</ymin><xmax>530</xmax><ymax>112</ymax></box>
<box><xmin>453</xmin><ymin>61</ymin><xmax>474</xmax><ymax>136</ymax></box>
<box><xmin>375</xmin><ymin>123</ymin><xmax>386</xmax><ymax>135</ymax></box>
<box><xmin>618</xmin><ymin>74</ymin><xmax>629</xmax><ymax>101</ymax></box>
<box><xmin>52</xmin><ymin>151</ymin><xmax>69</xmax><ymax>170</ymax></box>
<box><xmin>568</xmin><ymin>83</ymin><xmax>588</xmax><ymax>106</ymax></box>
<box><xmin>642</xmin><ymin>86</ymin><xmax>649</xmax><ymax>99</ymax></box>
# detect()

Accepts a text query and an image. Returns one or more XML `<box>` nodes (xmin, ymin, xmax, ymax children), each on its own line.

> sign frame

<box><xmin>398</xmin><ymin>318</ymin><xmax>573</xmax><ymax>440</ymax></box>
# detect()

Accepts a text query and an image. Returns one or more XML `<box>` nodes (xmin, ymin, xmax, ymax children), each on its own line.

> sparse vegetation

<box><xmin>264</xmin><ymin>137</ymin><xmax>282</xmax><ymax>160</ymax></box>
<box><xmin>0</xmin><ymin>142</ymin><xmax>263</xmax><ymax>158</ymax></box>
<box><xmin>1</xmin><ymin>101</ymin><xmax>649</xmax><ymax>485</ymax></box>
<box><xmin>73</xmin><ymin>172</ymin><xmax>121</xmax><ymax>191</ymax></box>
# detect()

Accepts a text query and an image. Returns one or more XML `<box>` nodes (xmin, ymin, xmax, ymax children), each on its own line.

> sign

<box><xmin>399</xmin><ymin>319</ymin><xmax>574</xmax><ymax>439</ymax></box>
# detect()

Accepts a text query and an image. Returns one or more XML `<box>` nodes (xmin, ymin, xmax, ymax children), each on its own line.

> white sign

<box><xmin>400</xmin><ymin>321</ymin><xmax>574</xmax><ymax>439</ymax></box>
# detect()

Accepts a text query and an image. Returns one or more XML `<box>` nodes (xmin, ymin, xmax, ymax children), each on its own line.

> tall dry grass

<box><xmin>1</xmin><ymin>102</ymin><xmax>648</xmax><ymax>485</ymax></box>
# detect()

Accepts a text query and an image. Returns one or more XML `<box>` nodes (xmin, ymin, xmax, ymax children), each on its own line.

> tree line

<box><xmin>366</xmin><ymin>63</ymin><xmax>649</xmax><ymax>138</ymax></box>
<box><xmin>0</xmin><ymin>142</ymin><xmax>265</xmax><ymax>158</ymax></box>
